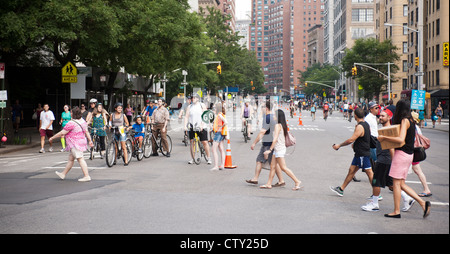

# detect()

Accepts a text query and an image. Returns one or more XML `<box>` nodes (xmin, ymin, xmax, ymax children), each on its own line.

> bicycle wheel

<box><xmin>136</xmin><ymin>141</ymin><xmax>144</xmax><ymax>161</ymax></box>
<box><xmin>160</xmin><ymin>135</ymin><xmax>172</xmax><ymax>156</ymax></box>
<box><xmin>190</xmin><ymin>139</ymin><xmax>201</xmax><ymax>165</ymax></box>
<box><xmin>208</xmin><ymin>130</ymin><xmax>214</xmax><ymax>146</ymax></box>
<box><xmin>243</xmin><ymin>124</ymin><xmax>248</xmax><ymax>143</ymax></box>
<box><xmin>105</xmin><ymin>140</ymin><xmax>116</xmax><ymax>167</ymax></box>
<box><xmin>123</xmin><ymin>139</ymin><xmax>133</xmax><ymax>164</ymax></box>
<box><xmin>143</xmin><ymin>135</ymin><xmax>152</xmax><ymax>158</ymax></box>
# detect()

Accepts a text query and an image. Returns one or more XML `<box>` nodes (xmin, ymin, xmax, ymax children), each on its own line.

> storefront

<box><xmin>429</xmin><ymin>89</ymin><xmax>449</xmax><ymax>119</ymax></box>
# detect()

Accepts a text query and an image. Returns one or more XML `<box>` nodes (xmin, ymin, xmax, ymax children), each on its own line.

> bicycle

<box><xmin>105</xmin><ymin>126</ymin><xmax>132</xmax><ymax>167</ymax></box>
<box><xmin>242</xmin><ymin>118</ymin><xmax>251</xmax><ymax>143</ymax></box>
<box><xmin>143</xmin><ymin>123</ymin><xmax>172</xmax><ymax>157</ymax></box>
<box><xmin>129</xmin><ymin>129</ymin><xmax>144</xmax><ymax>161</ymax></box>
<box><xmin>89</xmin><ymin>127</ymin><xmax>106</xmax><ymax>160</ymax></box>
<box><xmin>189</xmin><ymin>125</ymin><xmax>208</xmax><ymax>165</ymax></box>
<box><xmin>182</xmin><ymin>130</ymin><xmax>189</xmax><ymax>147</ymax></box>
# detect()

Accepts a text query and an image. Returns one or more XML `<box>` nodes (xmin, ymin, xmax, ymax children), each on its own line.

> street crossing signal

<box><xmin>415</xmin><ymin>57</ymin><xmax>419</xmax><ymax>66</ymax></box>
<box><xmin>217</xmin><ymin>64</ymin><xmax>222</xmax><ymax>74</ymax></box>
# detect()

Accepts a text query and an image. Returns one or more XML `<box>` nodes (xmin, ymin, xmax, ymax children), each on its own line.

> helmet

<box><xmin>89</xmin><ymin>98</ymin><xmax>98</xmax><ymax>104</ymax></box>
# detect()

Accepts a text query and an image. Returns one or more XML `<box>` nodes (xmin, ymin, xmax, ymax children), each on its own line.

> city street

<box><xmin>0</xmin><ymin>107</ymin><xmax>448</xmax><ymax>234</ymax></box>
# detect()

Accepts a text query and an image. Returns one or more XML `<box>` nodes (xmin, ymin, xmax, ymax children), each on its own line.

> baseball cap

<box><xmin>368</xmin><ymin>101</ymin><xmax>378</xmax><ymax>109</ymax></box>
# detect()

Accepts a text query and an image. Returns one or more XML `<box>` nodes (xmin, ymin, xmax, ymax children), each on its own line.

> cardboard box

<box><xmin>378</xmin><ymin>124</ymin><xmax>405</xmax><ymax>150</ymax></box>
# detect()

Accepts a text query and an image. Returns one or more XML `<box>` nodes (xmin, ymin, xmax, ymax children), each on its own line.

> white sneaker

<box><xmin>60</xmin><ymin>148</ymin><xmax>65</xmax><ymax>152</ymax></box>
<box><xmin>207</xmin><ymin>158</ymin><xmax>212</xmax><ymax>164</ymax></box>
<box><xmin>48</xmin><ymin>147</ymin><xmax>53</xmax><ymax>152</ymax></box>
<box><xmin>361</xmin><ymin>201</ymin><xmax>379</xmax><ymax>212</ymax></box>
<box><xmin>55</xmin><ymin>171</ymin><xmax>65</xmax><ymax>180</ymax></box>
<box><xmin>78</xmin><ymin>176</ymin><xmax>91</xmax><ymax>182</ymax></box>
<box><xmin>39</xmin><ymin>148</ymin><xmax>45</xmax><ymax>153</ymax></box>
<box><xmin>402</xmin><ymin>199</ymin><xmax>416</xmax><ymax>212</ymax></box>
<box><xmin>367</xmin><ymin>195</ymin><xmax>383</xmax><ymax>201</ymax></box>
<box><xmin>188</xmin><ymin>159</ymin><xmax>194</xmax><ymax>164</ymax></box>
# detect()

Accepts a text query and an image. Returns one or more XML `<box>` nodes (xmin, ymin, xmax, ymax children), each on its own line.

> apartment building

<box><xmin>250</xmin><ymin>0</ymin><xmax>324</xmax><ymax>95</ymax></box>
<box><xmin>380</xmin><ymin>0</ymin><xmax>448</xmax><ymax>116</ymax></box>
<box><xmin>324</xmin><ymin>0</ymin><xmax>376</xmax><ymax>103</ymax></box>
<box><xmin>307</xmin><ymin>24</ymin><xmax>324</xmax><ymax>66</ymax></box>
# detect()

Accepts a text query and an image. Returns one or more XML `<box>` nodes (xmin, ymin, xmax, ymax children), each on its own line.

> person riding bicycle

<box><xmin>184</xmin><ymin>93</ymin><xmax>211</xmax><ymax>164</ymax></box>
<box><xmin>150</xmin><ymin>98</ymin><xmax>171</xmax><ymax>157</ymax></box>
<box><xmin>90</xmin><ymin>103</ymin><xmax>108</xmax><ymax>158</ymax></box>
<box><xmin>128</xmin><ymin>115</ymin><xmax>145</xmax><ymax>153</ymax></box>
<box><xmin>109</xmin><ymin>102</ymin><xmax>130</xmax><ymax>166</ymax></box>
<box><xmin>323</xmin><ymin>101</ymin><xmax>329</xmax><ymax>120</ymax></box>
<box><xmin>241</xmin><ymin>99</ymin><xmax>254</xmax><ymax>140</ymax></box>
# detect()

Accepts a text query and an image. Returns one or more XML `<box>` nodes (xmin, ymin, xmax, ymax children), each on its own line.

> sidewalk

<box><xmin>0</xmin><ymin>127</ymin><xmax>62</xmax><ymax>156</ymax></box>
<box><xmin>420</xmin><ymin>118</ymin><xmax>449</xmax><ymax>132</ymax></box>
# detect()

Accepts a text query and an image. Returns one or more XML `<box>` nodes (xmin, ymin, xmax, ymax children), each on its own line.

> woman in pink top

<box><xmin>50</xmin><ymin>106</ymin><xmax>94</xmax><ymax>182</ymax></box>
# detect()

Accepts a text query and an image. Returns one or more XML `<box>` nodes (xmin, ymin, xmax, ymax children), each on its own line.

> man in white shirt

<box><xmin>184</xmin><ymin>94</ymin><xmax>211</xmax><ymax>164</ymax></box>
<box><xmin>39</xmin><ymin>104</ymin><xmax>55</xmax><ymax>153</ymax></box>
<box><xmin>343</xmin><ymin>101</ymin><xmax>349</xmax><ymax>119</ymax></box>
<box><xmin>364</xmin><ymin>101</ymin><xmax>380</xmax><ymax>163</ymax></box>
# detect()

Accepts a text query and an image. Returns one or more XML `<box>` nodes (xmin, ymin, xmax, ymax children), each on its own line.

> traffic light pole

<box><xmin>353</xmin><ymin>62</ymin><xmax>392</xmax><ymax>101</ymax></box>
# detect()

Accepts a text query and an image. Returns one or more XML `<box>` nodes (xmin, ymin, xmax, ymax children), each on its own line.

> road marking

<box><xmin>406</xmin><ymin>180</ymin><xmax>432</xmax><ymax>185</ymax></box>
<box><xmin>430</xmin><ymin>202</ymin><xmax>449</xmax><ymax>206</ymax></box>
<box><xmin>42</xmin><ymin>166</ymin><xmax>107</xmax><ymax>170</ymax></box>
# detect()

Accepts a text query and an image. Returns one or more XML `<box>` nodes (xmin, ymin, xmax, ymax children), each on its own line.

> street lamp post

<box><xmin>384</xmin><ymin>23</ymin><xmax>422</xmax><ymax>90</ymax></box>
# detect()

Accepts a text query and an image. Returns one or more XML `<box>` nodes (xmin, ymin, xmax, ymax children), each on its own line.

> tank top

<box><xmin>353</xmin><ymin>121</ymin><xmax>371</xmax><ymax>157</ymax></box>
<box><xmin>396</xmin><ymin>118</ymin><xmax>415</xmax><ymax>154</ymax></box>
<box><xmin>274</xmin><ymin>124</ymin><xmax>286</xmax><ymax>152</ymax></box>
<box><xmin>112</xmin><ymin>113</ymin><xmax>124</xmax><ymax>127</ymax></box>
<box><xmin>188</xmin><ymin>102</ymin><xmax>204</xmax><ymax>129</ymax></box>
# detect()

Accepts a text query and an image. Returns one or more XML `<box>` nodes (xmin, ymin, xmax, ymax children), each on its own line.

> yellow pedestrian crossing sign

<box><xmin>62</xmin><ymin>62</ymin><xmax>77</xmax><ymax>83</ymax></box>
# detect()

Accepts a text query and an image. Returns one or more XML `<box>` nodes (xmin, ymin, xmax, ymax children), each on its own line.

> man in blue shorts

<box><xmin>330</xmin><ymin>107</ymin><xmax>373</xmax><ymax>197</ymax></box>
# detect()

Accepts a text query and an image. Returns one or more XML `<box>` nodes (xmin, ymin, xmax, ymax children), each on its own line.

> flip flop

<box><xmin>246</xmin><ymin>180</ymin><xmax>258</xmax><ymax>184</ymax></box>
<box><xmin>423</xmin><ymin>201</ymin><xmax>431</xmax><ymax>218</ymax></box>
<box><xmin>418</xmin><ymin>192</ymin><xmax>432</xmax><ymax>197</ymax></box>
<box><xmin>272</xmin><ymin>182</ymin><xmax>286</xmax><ymax>187</ymax></box>
<box><xmin>259</xmin><ymin>185</ymin><xmax>272</xmax><ymax>189</ymax></box>
<box><xmin>292</xmin><ymin>185</ymin><xmax>304</xmax><ymax>191</ymax></box>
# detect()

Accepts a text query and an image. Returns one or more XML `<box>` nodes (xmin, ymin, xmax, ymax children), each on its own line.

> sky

<box><xmin>235</xmin><ymin>0</ymin><xmax>251</xmax><ymax>20</ymax></box>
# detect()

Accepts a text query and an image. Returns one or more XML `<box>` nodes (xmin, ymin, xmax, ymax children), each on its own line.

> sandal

<box><xmin>246</xmin><ymin>179</ymin><xmax>258</xmax><ymax>184</ymax></box>
<box><xmin>418</xmin><ymin>192</ymin><xmax>432</xmax><ymax>197</ymax></box>
<box><xmin>292</xmin><ymin>183</ymin><xmax>304</xmax><ymax>191</ymax></box>
<box><xmin>272</xmin><ymin>182</ymin><xmax>286</xmax><ymax>187</ymax></box>
<box><xmin>259</xmin><ymin>185</ymin><xmax>272</xmax><ymax>189</ymax></box>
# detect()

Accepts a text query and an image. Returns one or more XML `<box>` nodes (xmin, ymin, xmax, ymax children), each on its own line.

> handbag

<box><xmin>414</xmin><ymin>132</ymin><xmax>430</xmax><ymax>150</ymax></box>
<box><xmin>285</xmin><ymin>131</ymin><xmax>296</xmax><ymax>147</ymax></box>
<box><xmin>413</xmin><ymin>146</ymin><xmax>426</xmax><ymax>162</ymax></box>
<box><xmin>413</xmin><ymin>130</ymin><xmax>429</xmax><ymax>162</ymax></box>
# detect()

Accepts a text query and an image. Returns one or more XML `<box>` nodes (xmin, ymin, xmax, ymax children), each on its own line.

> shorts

<box><xmin>134</xmin><ymin>136</ymin><xmax>144</xmax><ymax>142</ymax></box>
<box><xmin>40</xmin><ymin>129</ymin><xmax>54</xmax><ymax>137</ymax></box>
<box><xmin>114</xmin><ymin>133</ymin><xmax>127</xmax><ymax>142</ymax></box>
<box><xmin>372</xmin><ymin>162</ymin><xmax>393</xmax><ymax>188</ymax></box>
<box><xmin>274</xmin><ymin>148</ymin><xmax>286</xmax><ymax>158</ymax></box>
<box><xmin>189</xmin><ymin>128</ymin><xmax>208</xmax><ymax>141</ymax></box>
<box><xmin>213</xmin><ymin>132</ymin><xmax>225</xmax><ymax>142</ymax></box>
<box><xmin>370</xmin><ymin>148</ymin><xmax>377</xmax><ymax>162</ymax></box>
<box><xmin>70</xmin><ymin>148</ymin><xmax>84</xmax><ymax>159</ymax></box>
<box><xmin>344</xmin><ymin>109</ymin><xmax>348</xmax><ymax>112</ymax></box>
<box><xmin>351</xmin><ymin>156</ymin><xmax>372</xmax><ymax>170</ymax></box>
<box><xmin>256</xmin><ymin>145</ymin><xmax>274</xmax><ymax>164</ymax></box>
<box><xmin>389</xmin><ymin>150</ymin><xmax>413</xmax><ymax>180</ymax></box>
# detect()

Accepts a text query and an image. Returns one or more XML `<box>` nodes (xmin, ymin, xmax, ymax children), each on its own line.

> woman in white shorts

<box><xmin>261</xmin><ymin>109</ymin><xmax>302</xmax><ymax>190</ymax></box>
<box><xmin>50</xmin><ymin>106</ymin><xmax>93</xmax><ymax>182</ymax></box>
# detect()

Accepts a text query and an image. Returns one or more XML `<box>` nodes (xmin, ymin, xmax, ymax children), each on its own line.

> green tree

<box><xmin>341</xmin><ymin>38</ymin><xmax>400</xmax><ymax>100</ymax></box>
<box><xmin>297</xmin><ymin>63</ymin><xmax>339</xmax><ymax>97</ymax></box>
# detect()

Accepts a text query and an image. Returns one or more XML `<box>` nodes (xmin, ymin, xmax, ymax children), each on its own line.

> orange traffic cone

<box><xmin>298</xmin><ymin>116</ymin><xmax>303</xmax><ymax>126</ymax></box>
<box><xmin>224</xmin><ymin>139</ymin><xmax>237</xmax><ymax>169</ymax></box>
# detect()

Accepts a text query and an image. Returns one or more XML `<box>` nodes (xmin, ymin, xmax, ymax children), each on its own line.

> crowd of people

<box><xmin>23</xmin><ymin>94</ymin><xmax>438</xmax><ymax>219</ymax></box>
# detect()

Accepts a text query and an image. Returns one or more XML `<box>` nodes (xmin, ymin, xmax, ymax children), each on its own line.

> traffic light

<box><xmin>250</xmin><ymin>81</ymin><xmax>253</xmax><ymax>86</ymax></box>
<box><xmin>415</xmin><ymin>57</ymin><xmax>419</xmax><ymax>66</ymax></box>
<box><xmin>352</xmin><ymin>66</ymin><xmax>357</xmax><ymax>76</ymax></box>
<box><xmin>305</xmin><ymin>82</ymin><xmax>308</xmax><ymax>87</ymax></box>
<box><xmin>217</xmin><ymin>64</ymin><xmax>221</xmax><ymax>74</ymax></box>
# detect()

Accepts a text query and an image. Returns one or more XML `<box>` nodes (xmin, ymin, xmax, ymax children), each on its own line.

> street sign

<box><xmin>411</xmin><ymin>89</ymin><xmax>426</xmax><ymax>110</ymax></box>
<box><xmin>443</xmin><ymin>42</ymin><xmax>449</xmax><ymax>67</ymax></box>
<box><xmin>62</xmin><ymin>62</ymin><xmax>77</xmax><ymax>83</ymax></box>
<box><xmin>201</xmin><ymin>110</ymin><xmax>215</xmax><ymax>124</ymax></box>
